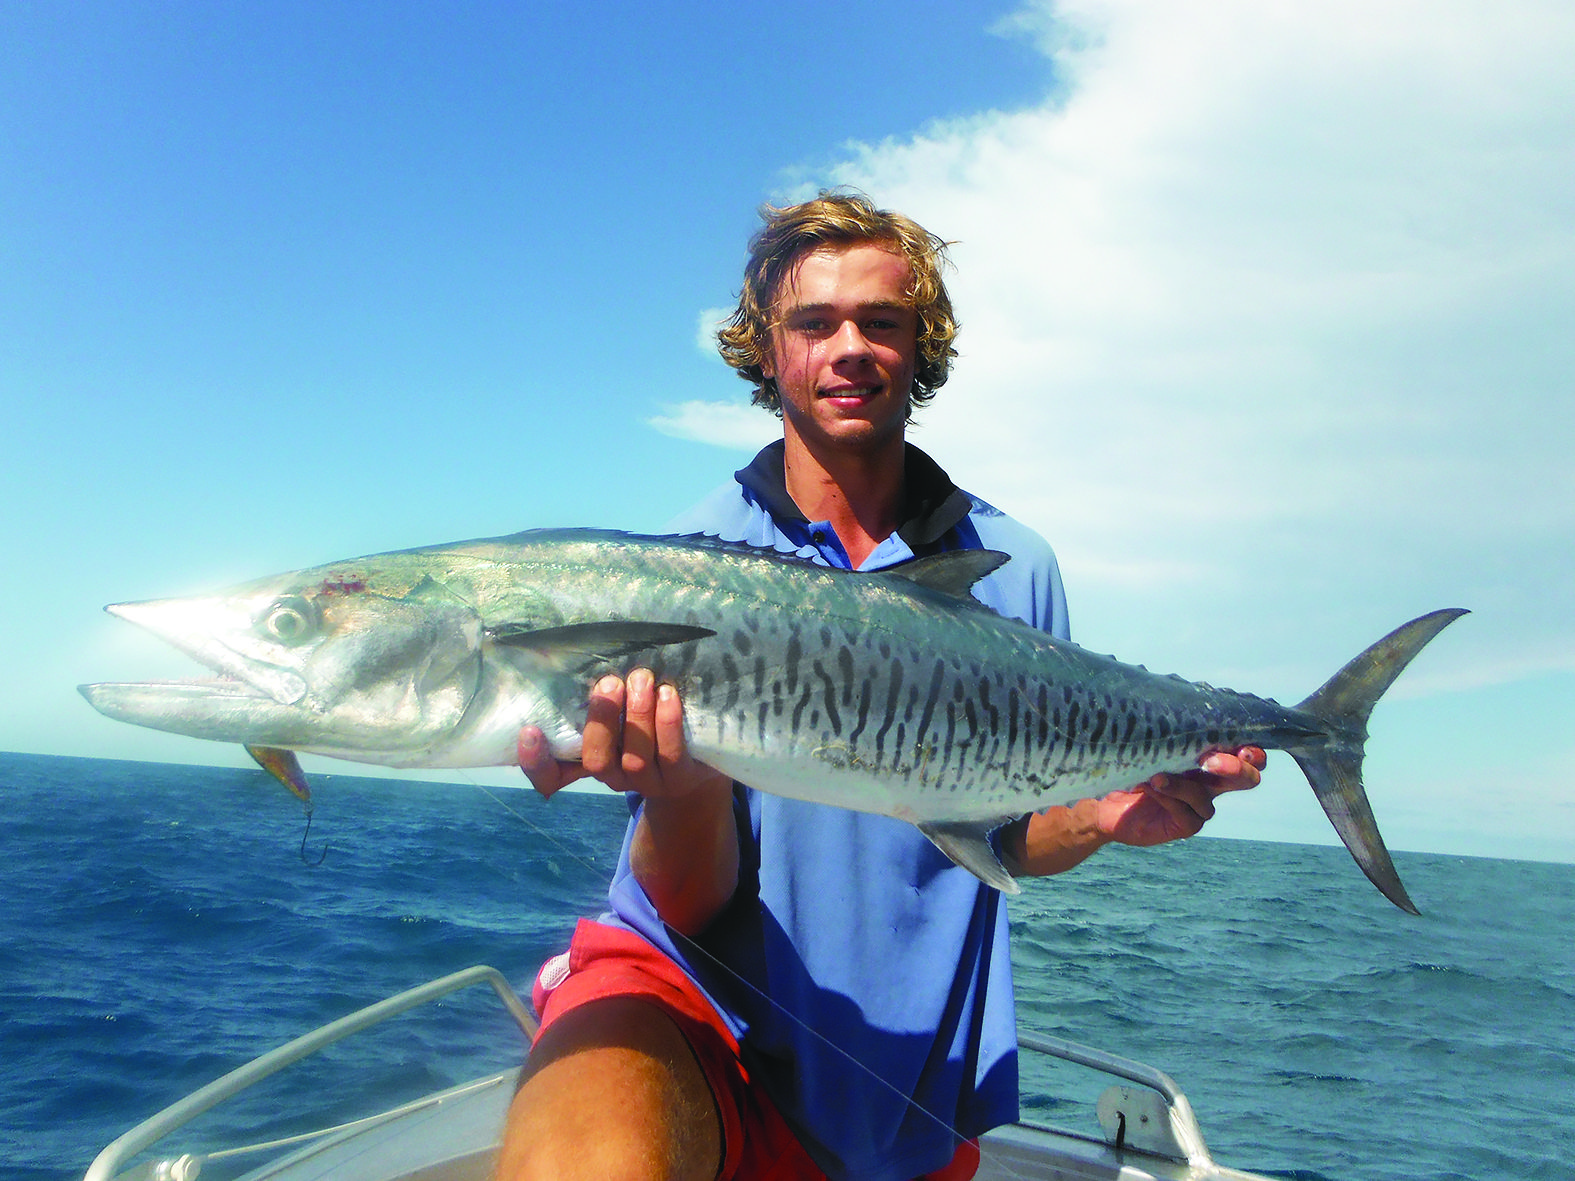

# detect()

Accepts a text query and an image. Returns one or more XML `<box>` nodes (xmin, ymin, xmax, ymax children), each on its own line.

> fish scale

<box><xmin>81</xmin><ymin>528</ymin><xmax>1465</xmax><ymax>912</ymax></box>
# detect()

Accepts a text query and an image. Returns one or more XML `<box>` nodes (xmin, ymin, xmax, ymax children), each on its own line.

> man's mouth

<box><xmin>819</xmin><ymin>384</ymin><xmax>880</xmax><ymax>402</ymax></box>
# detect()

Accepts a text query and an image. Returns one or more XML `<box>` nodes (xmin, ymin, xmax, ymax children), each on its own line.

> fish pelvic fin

<box><xmin>917</xmin><ymin>820</ymin><xmax>1021</xmax><ymax>894</ymax></box>
<box><xmin>1288</xmin><ymin>608</ymin><xmax>1468</xmax><ymax>916</ymax></box>
<box><xmin>245</xmin><ymin>744</ymin><xmax>312</xmax><ymax>805</ymax></box>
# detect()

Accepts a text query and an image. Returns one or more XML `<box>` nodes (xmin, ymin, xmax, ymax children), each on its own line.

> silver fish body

<box><xmin>81</xmin><ymin>529</ymin><xmax>1465</xmax><ymax>910</ymax></box>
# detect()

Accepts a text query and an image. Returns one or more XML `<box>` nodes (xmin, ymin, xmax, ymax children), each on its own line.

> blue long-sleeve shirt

<box><xmin>601</xmin><ymin>441</ymin><xmax>1069</xmax><ymax>1181</ymax></box>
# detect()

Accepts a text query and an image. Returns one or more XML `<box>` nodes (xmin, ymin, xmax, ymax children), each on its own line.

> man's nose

<box><xmin>829</xmin><ymin>319</ymin><xmax>873</xmax><ymax>360</ymax></box>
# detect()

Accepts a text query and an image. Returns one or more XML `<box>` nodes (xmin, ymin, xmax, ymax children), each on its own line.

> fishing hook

<box><xmin>299</xmin><ymin>801</ymin><xmax>328</xmax><ymax>865</ymax></box>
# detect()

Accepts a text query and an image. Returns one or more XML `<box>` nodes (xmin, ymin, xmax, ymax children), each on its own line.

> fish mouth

<box><xmin>103</xmin><ymin>599</ymin><xmax>308</xmax><ymax>705</ymax></box>
<box><xmin>80</xmin><ymin>596</ymin><xmax>317</xmax><ymax>743</ymax></box>
<box><xmin>77</xmin><ymin>677</ymin><xmax>316</xmax><ymax>745</ymax></box>
<box><xmin>83</xmin><ymin>584</ymin><xmax>487</xmax><ymax>754</ymax></box>
<box><xmin>83</xmin><ymin>676</ymin><xmax>270</xmax><ymax>702</ymax></box>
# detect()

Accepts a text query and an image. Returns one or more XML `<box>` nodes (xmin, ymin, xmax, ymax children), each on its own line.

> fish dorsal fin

<box><xmin>916</xmin><ymin>820</ymin><xmax>1021</xmax><ymax>894</ymax></box>
<box><xmin>491</xmin><ymin>620</ymin><xmax>715</xmax><ymax>667</ymax></box>
<box><xmin>885</xmin><ymin>550</ymin><xmax>1010</xmax><ymax>598</ymax></box>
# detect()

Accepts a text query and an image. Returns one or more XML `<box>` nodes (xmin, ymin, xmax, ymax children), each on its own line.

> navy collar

<box><xmin>734</xmin><ymin>439</ymin><xmax>974</xmax><ymax>550</ymax></box>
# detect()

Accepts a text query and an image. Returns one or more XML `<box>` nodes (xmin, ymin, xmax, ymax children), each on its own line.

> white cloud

<box><xmin>647</xmin><ymin>400</ymin><xmax>779</xmax><ymax>451</ymax></box>
<box><xmin>813</xmin><ymin>0</ymin><xmax>1574</xmax><ymax>697</ymax></box>
<box><xmin>695</xmin><ymin>306</ymin><xmax>733</xmax><ymax>357</ymax></box>
<box><xmin>775</xmin><ymin>0</ymin><xmax>1575</xmax><ymax>859</ymax></box>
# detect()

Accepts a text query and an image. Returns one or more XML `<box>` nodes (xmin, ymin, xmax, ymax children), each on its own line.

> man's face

<box><xmin>763</xmin><ymin>243</ymin><xmax>919</xmax><ymax>457</ymax></box>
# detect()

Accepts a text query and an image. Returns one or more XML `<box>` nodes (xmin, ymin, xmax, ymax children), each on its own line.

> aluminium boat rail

<box><xmin>83</xmin><ymin>964</ymin><xmax>1270</xmax><ymax>1181</ymax></box>
<box><xmin>82</xmin><ymin>966</ymin><xmax>536</xmax><ymax>1181</ymax></box>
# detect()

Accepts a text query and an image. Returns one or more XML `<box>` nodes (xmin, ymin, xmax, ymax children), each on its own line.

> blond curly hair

<box><xmin>717</xmin><ymin>190</ymin><xmax>958</xmax><ymax>415</ymax></box>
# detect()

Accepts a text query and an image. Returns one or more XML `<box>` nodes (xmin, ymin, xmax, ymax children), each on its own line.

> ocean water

<box><xmin>2</xmin><ymin>751</ymin><xmax>1571</xmax><ymax>1181</ymax></box>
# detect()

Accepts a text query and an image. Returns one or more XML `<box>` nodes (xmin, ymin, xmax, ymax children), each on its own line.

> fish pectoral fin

<box><xmin>491</xmin><ymin>620</ymin><xmax>716</xmax><ymax>668</ymax></box>
<box><xmin>885</xmin><ymin>551</ymin><xmax>1011</xmax><ymax>598</ymax></box>
<box><xmin>917</xmin><ymin>820</ymin><xmax>1021</xmax><ymax>894</ymax></box>
<box><xmin>245</xmin><ymin>744</ymin><xmax>311</xmax><ymax>804</ymax></box>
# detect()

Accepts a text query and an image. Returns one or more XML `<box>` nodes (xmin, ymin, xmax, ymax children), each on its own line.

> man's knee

<box><xmin>497</xmin><ymin>997</ymin><xmax>722</xmax><ymax>1181</ymax></box>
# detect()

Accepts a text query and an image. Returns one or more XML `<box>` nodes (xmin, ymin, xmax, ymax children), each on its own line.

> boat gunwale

<box><xmin>82</xmin><ymin>964</ymin><xmax>1263</xmax><ymax>1181</ymax></box>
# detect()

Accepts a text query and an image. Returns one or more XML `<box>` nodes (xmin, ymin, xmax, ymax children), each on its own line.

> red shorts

<box><xmin>532</xmin><ymin>919</ymin><xmax>979</xmax><ymax>1181</ymax></box>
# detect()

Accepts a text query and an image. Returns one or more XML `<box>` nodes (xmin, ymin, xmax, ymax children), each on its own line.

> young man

<box><xmin>499</xmin><ymin>192</ymin><xmax>1264</xmax><ymax>1181</ymax></box>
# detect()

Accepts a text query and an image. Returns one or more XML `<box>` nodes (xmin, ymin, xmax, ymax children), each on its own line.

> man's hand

<box><xmin>1095</xmin><ymin>746</ymin><xmax>1266</xmax><ymax>847</ymax></box>
<box><xmin>1009</xmin><ymin>746</ymin><xmax>1266</xmax><ymax>878</ymax></box>
<box><xmin>518</xmin><ymin>669</ymin><xmax>737</xmax><ymax>935</ymax></box>
<box><xmin>518</xmin><ymin>669</ymin><xmax>730</xmax><ymax>803</ymax></box>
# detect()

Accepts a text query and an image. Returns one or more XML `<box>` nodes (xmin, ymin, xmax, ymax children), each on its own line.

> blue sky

<box><xmin>4</xmin><ymin>1</ymin><xmax>1571</xmax><ymax>865</ymax></box>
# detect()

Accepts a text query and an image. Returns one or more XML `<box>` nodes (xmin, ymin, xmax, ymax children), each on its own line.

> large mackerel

<box><xmin>81</xmin><ymin>529</ymin><xmax>1465</xmax><ymax>912</ymax></box>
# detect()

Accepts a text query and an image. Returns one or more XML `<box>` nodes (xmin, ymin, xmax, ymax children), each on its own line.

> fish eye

<box><xmin>261</xmin><ymin>596</ymin><xmax>320</xmax><ymax>646</ymax></box>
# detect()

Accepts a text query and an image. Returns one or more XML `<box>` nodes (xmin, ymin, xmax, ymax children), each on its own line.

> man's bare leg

<box><xmin>496</xmin><ymin>996</ymin><xmax>723</xmax><ymax>1181</ymax></box>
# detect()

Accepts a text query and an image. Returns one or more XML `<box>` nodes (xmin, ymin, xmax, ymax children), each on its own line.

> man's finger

<box><xmin>1149</xmin><ymin>775</ymin><xmax>1216</xmax><ymax>823</ymax></box>
<box><xmin>518</xmin><ymin>726</ymin><xmax>587</xmax><ymax>799</ymax></box>
<box><xmin>1198</xmin><ymin>747</ymin><xmax>1264</xmax><ymax>793</ymax></box>
<box><xmin>653</xmin><ymin>682</ymin><xmax>689</xmax><ymax>773</ymax></box>
<box><xmin>580</xmin><ymin>675</ymin><xmax>628</xmax><ymax>782</ymax></box>
<box><xmin>620</xmin><ymin>669</ymin><xmax>659</xmax><ymax>781</ymax></box>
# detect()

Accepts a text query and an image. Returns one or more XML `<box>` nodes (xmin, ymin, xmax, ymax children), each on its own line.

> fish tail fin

<box><xmin>1287</xmin><ymin>608</ymin><xmax>1468</xmax><ymax>916</ymax></box>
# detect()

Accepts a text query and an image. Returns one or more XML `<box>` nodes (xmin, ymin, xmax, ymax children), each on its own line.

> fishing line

<box><xmin>458</xmin><ymin>772</ymin><xmax>1039</xmax><ymax>1180</ymax></box>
